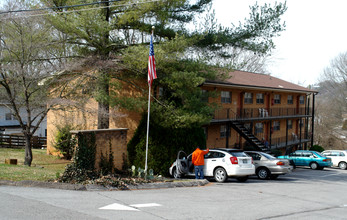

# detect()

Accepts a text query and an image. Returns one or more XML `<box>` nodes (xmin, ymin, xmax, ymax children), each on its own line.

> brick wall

<box><xmin>71</xmin><ymin>128</ymin><xmax>128</xmax><ymax>171</ymax></box>
<box><xmin>202</xmin><ymin>85</ymin><xmax>309</xmax><ymax>150</ymax></box>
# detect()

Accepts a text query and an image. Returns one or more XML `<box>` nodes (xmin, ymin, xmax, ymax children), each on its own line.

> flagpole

<box><xmin>145</xmin><ymin>83</ymin><xmax>151</xmax><ymax>175</ymax></box>
<box><xmin>145</xmin><ymin>26</ymin><xmax>155</xmax><ymax>176</ymax></box>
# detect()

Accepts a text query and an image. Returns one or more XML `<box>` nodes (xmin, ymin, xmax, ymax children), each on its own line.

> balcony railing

<box><xmin>270</xmin><ymin>132</ymin><xmax>311</xmax><ymax>149</ymax></box>
<box><xmin>213</xmin><ymin>107</ymin><xmax>312</xmax><ymax>121</ymax></box>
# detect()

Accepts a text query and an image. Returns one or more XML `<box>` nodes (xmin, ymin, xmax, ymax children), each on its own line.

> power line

<box><xmin>0</xmin><ymin>0</ymin><xmax>162</xmax><ymax>19</ymax></box>
<box><xmin>0</xmin><ymin>0</ymin><xmax>121</xmax><ymax>15</ymax></box>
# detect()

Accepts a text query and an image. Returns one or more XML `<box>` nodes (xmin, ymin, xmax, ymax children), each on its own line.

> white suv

<box><xmin>321</xmin><ymin>150</ymin><xmax>347</xmax><ymax>170</ymax></box>
<box><xmin>169</xmin><ymin>148</ymin><xmax>255</xmax><ymax>182</ymax></box>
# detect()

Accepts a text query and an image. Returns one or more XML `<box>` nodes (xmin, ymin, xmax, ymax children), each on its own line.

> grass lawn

<box><xmin>0</xmin><ymin>148</ymin><xmax>70</xmax><ymax>182</ymax></box>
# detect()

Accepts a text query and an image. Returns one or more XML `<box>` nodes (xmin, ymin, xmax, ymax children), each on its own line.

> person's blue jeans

<box><xmin>194</xmin><ymin>165</ymin><xmax>204</xmax><ymax>179</ymax></box>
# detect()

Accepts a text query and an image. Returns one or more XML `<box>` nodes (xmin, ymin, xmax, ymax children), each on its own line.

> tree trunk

<box><xmin>97</xmin><ymin>1</ymin><xmax>111</xmax><ymax>130</ymax></box>
<box><xmin>24</xmin><ymin>134</ymin><xmax>33</xmax><ymax>166</ymax></box>
<box><xmin>98</xmin><ymin>99</ymin><xmax>109</xmax><ymax>129</ymax></box>
<box><xmin>97</xmin><ymin>70</ymin><xmax>110</xmax><ymax>129</ymax></box>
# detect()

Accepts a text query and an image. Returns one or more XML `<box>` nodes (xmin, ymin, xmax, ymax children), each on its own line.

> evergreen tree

<box><xmin>39</xmin><ymin>0</ymin><xmax>287</xmax><ymax>129</ymax></box>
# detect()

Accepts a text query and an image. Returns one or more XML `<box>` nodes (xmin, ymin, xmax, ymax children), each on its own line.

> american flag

<box><xmin>148</xmin><ymin>34</ymin><xmax>157</xmax><ymax>86</ymax></box>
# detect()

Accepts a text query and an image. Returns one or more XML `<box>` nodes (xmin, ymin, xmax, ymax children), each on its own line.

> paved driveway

<box><xmin>1</xmin><ymin>167</ymin><xmax>347</xmax><ymax>220</ymax></box>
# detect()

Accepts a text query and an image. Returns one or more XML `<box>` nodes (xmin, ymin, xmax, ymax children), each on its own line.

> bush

<box><xmin>54</xmin><ymin>124</ymin><xmax>76</xmax><ymax>160</ymax></box>
<box><xmin>271</xmin><ymin>149</ymin><xmax>282</xmax><ymax>157</ymax></box>
<box><xmin>127</xmin><ymin>113</ymin><xmax>206</xmax><ymax>176</ymax></box>
<box><xmin>59</xmin><ymin>132</ymin><xmax>97</xmax><ymax>183</ymax></box>
<box><xmin>99</xmin><ymin>141</ymin><xmax>115</xmax><ymax>175</ymax></box>
<box><xmin>343</xmin><ymin>120</ymin><xmax>347</xmax><ymax>130</ymax></box>
<box><xmin>309</xmin><ymin>145</ymin><xmax>325</xmax><ymax>152</ymax></box>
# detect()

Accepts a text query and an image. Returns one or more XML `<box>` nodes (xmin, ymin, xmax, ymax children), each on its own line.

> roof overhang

<box><xmin>203</xmin><ymin>80</ymin><xmax>318</xmax><ymax>95</ymax></box>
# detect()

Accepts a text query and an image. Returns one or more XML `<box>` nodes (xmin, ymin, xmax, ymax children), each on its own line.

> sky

<box><xmin>212</xmin><ymin>0</ymin><xmax>347</xmax><ymax>87</ymax></box>
<box><xmin>1</xmin><ymin>0</ymin><xmax>346</xmax><ymax>87</ymax></box>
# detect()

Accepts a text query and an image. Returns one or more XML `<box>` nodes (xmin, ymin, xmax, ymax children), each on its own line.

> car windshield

<box><xmin>229</xmin><ymin>152</ymin><xmax>248</xmax><ymax>157</ymax></box>
<box><xmin>260</xmin><ymin>152</ymin><xmax>276</xmax><ymax>159</ymax></box>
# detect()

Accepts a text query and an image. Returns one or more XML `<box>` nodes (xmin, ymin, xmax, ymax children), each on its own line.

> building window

<box><xmin>220</xmin><ymin>125</ymin><xmax>226</xmax><ymax>138</ymax></box>
<box><xmin>274</xmin><ymin>94</ymin><xmax>281</xmax><ymax>104</ymax></box>
<box><xmin>299</xmin><ymin>95</ymin><xmax>305</xmax><ymax>104</ymax></box>
<box><xmin>5</xmin><ymin>113</ymin><xmax>12</xmax><ymax>120</ymax></box>
<box><xmin>287</xmin><ymin>120</ymin><xmax>292</xmax><ymax>129</ymax></box>
<box><xmin>287</xmin><ymin>95</ymin><xmax>293</xmax><ymax>104</ymax></box>
<box><xmin>244</xmin><ymin>92</ymin><xmax>253</xmax><ymax>104</ymax></box>
<box><xmin>159</xmin><ymin>87</ymin><xmax>164</xmax><ymax>97</ymax></box>
<box><xmin>221</xmin><ymin>91</ymin><xmax>231</xmax><ymax>103</ymax></box>
<box><xmin>273</xmin><ymin>121</ymin><xmax>280</xmax><ymax>131</ymax></box>
<box><xmin>220</xmin><ymin>125</ymin><xmax>229</xmax><ymax>138</ymax></box>
<box><xmin>201</xmin><ymin>90</ymin><xmax>208</xmax><ymax>102</ymax></box>
<box><xmin>256</xmin><ymin>93</ymin><xmax>264</xmax><ymax>104</ymax></box>
<box><xmin>299</xmin><ymin>119</ymin><xmax>304</xmax><ymax>128</ymax></box>
<box><xmin>202</xmin><ymin>127</ymin><xmax>208</xmax><ymax>139</ymax></box>
<box><xmin>255</xmin><ymin>123</ymin><xmax>263</xmax><ymax>134</ymax></box>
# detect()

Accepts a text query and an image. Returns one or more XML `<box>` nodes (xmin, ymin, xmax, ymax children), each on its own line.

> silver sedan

<box><xmin>245</xmin><ymin>151</ymin><xmax>293</xmax><ymax>180</ymax></box>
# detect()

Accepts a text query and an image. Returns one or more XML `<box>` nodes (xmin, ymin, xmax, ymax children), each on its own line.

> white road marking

<box><xmin>130</xmin><ymin>203</ymin><xmax>162</xmax><ymax>208</ymax></box>
<box><xmin>99</xmin><ymin>203</ymin><xmax>139</xmax><ymax>211</ymax></box>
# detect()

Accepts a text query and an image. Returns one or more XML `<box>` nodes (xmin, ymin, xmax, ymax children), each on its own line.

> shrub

<box><xmin>99</xmin><ymin>141</ymin><xmax>115</xmax><ymax>175</ymax></box>
<box><xmin>271</xmin><ymin>149</ymin><xmax>282</xmax><ymax>157</ymax></box>
<box><xmin>343</xmin><ymin>120</ymin><xmax>347</xmax><ymax>130</ymax></box>
<box><xmin>54</xmin><ymin>124</ymin><xmax>76</xmax><ymax>160</ymax></box>
<box><xmin>59</xmin><ymin>132</ymin><xmax>97</xmax><ymax>183</ymax></box>
<box><xmin>309</xmin><ymin>145</ymin><xmax>325</xmax><ymax>152</ymax></box>
<box><xmin>127</xmin><ymin>113</ymin><xmax>206</xmax><ymax>176</ymax></box>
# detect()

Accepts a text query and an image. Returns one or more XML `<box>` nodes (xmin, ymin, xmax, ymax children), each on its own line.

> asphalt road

<box><xmin>1</xmin><ymin>167</ymin><xmax>347</xmax><ymax>220</ymax></box>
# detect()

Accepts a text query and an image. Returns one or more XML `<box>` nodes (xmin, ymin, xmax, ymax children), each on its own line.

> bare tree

<box><xmin>315</xmin><ymin>52</ymin><xmax>347</xmax><ymax>148</ymax></box>
<box><xmin>0</xmin><ymin>0</ymin><xmax>71</xmax><ymax>166</ymax></box>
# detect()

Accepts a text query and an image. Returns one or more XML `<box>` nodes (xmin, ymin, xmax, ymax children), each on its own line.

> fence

<box><xmin>0</xmin><ymin>134</ymin><xmax>47</xmax><ymax>149</ymax></box>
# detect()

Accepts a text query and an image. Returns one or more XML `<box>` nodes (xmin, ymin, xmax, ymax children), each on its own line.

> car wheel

<box><xmin>270</xmin><ymin>174</ymin><xmax>279</xmax><ymax>180</ymax></box>
<box><xmin>236</xmin><ymin>176</ymin><xmax>248</xmax><ymax>182</ymax></box>
<box><xmin>257</xmin><ymin>168</ymin><xmax>270</xmax><ymax>180</ymax></box>
<box><xmin>214</xmin><ymin>167</ymin><xmax>227</xmax><ymax>183</ymax></box>
<box><xmin>172</xmin><ymin>167</ymin><xmax>181</xmax><ymax>179</ymax></box>
<box><xmin>338</xmin><ymin>162</ymin><xmax>347</xmax><ymax>170</ymax></box>
<box><xmin>310</xmin><ymin>162</ymin><xmax>319</xmax><ymax>170</ymax></box>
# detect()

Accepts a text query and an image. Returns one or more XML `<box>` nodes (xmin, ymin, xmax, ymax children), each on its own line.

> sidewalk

<box><xmin>0</xmin><ymin>179</ymin><xmax>210</xmax><ymax>191</ymax></box>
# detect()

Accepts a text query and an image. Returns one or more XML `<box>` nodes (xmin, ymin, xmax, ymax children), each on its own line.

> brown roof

<box><xmin>205</xmin><ymin>70</ymin><xmax>317</xmax><ymax>93</ymax></box>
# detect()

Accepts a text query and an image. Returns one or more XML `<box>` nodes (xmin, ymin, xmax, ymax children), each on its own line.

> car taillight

<box><xmin>323</xmin><ymin>159</ymin><xmax>330</xmax><ymax>162</ymax></box>
<box><xmin>230</xmin><ymin>156</ymin><xmax>238</xmax><ymax>164</ymax></box>
<box><xmin>276</xmin><ymin>161</ymin><xmax>285</xmax><ymax>166</ymax></box>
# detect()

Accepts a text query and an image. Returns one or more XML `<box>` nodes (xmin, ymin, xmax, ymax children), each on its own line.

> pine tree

<box><xmin>40</xmin><ymin>0</ymin><xmax>287</xmax><ymax>128</ymax></box>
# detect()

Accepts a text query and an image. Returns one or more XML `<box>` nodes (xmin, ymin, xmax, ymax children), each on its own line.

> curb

<box><xmin>0</xmin><ymin>180</ymin><xmax>86</xmax><ymax>191</ymax></box>
<box><xmin>0</xmin><ymin>179</ymin><xmax>210</xmax><ymax>191</ymax></box>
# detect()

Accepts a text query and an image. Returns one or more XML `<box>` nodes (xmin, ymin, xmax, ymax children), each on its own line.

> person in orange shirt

<box><xmin>192</xmin><ymin>147</ymin><xmax>209</xmax><ymax>179</ymax></box>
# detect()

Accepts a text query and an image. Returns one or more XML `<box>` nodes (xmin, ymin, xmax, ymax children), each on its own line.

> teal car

<box><xmin>278</xmin><ymin>150</ymin><xmax>332</xmax><ymax>170</ymax></box>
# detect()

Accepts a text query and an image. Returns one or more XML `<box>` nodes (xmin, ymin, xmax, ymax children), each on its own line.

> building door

<box><xmin>238</xmin><ymin>92</ymin><xmax>244</xmax><ymax>117</ymax></box>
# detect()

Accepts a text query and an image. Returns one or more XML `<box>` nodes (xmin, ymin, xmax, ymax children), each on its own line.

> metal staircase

<box><xmin>230</xmin><ymin>121</ymin><xmax>270</xmax><ymax>152</ymax></box>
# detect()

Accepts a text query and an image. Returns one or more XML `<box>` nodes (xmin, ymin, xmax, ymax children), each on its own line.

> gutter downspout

<box><xmin>311</xmin><ymin>93</ymin><xmax>316</xmax><ymax>148</ymax></box>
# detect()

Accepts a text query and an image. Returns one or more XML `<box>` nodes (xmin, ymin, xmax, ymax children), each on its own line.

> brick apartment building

<box><xmin>47</xmin><ymin>70</ymin><xmax>317</xmax><ymax>155</ymax></box>
<box><xmin>200</xmin><ymin>70</ymin><xmax>317</xmax><ymax>153</ymax></box>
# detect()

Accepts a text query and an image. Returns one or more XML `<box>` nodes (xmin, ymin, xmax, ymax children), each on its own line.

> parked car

<box><xmin>245</xmin><ymin>151</ymin><xmax>293</xmax><ymax>180</ymax></box>
<box><xmin>169</xmin><ymin>148</ymin><xmax>255</xmax><ymax>182</ymax></box>
<box><xmin>321</xmin><ymin>150</ymin><xmax>347</xmax><ymax>170</ymax></box>
<box><xmin>278</xmin><ymin>150</ymin><xmax>332</xmax><ymax>170</ymax></box>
